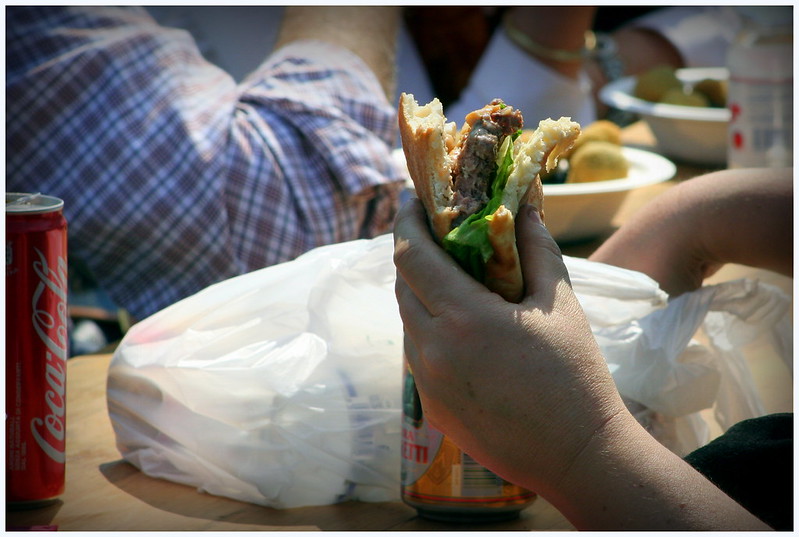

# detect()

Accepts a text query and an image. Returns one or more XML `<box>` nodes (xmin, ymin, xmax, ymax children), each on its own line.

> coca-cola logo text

<box><xmin>30</xmin><ymin>247</ymin><xmax>68</xmax><ymax>464</ymax></box>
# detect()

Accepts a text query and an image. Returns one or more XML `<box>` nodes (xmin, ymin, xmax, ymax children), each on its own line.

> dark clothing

<box><xmin>685</xmin><ymin>413</ymin><xmax>793</xmax><ymax>530</ymax></box>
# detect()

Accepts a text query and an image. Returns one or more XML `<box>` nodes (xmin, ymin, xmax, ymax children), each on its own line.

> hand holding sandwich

<box><xmin>394</xmin><ymin>198</ymin><xmax>628</xmax><ymax>496</ymax></box>
<box><xmin>393</xmin><ymin>198</ymin><xmax>769</xmax><ymax>531</ymax></box>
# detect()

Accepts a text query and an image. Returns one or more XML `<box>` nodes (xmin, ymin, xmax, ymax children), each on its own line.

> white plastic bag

<box><xmin>573</xmin><ymin>256</ymin><xmax>793</xmax><ymax>454</ymax></box>
<box><xmin>107</xmin><ymin>233</ymin><xmax>791</xmax><ymax>508</ymax></box>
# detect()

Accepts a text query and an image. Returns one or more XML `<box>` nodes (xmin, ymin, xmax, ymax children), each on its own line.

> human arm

<box><xmin>455</xmin><ymin>7</ymin><xmax>735</xmax><ymax>123</ymax></box>
<box><xmin>622</xmin><ymin>6</ymin><xmax>744</xmax><ymax>69</ymax></box>
<box><xmin>590</xmin><ymin>168</ymin><xmax>793</xmax><ymax>296</ymax></box>
<box><xmin>274</xmin><ymin>6</ymin><xmax>400</xmax><ymax>100</ymax></box>
<box><xmin>448</xmin><ymin>7</ymin><xmax>683</xmax><ymax>126</ymax></box>
<box><xmin>503</xmin><ymin>7</ymin><xmax>597</xmax><ymax>80</ymax></box>
<box><xmin>504</xmin><ymin>6</ymin><xmax>684</xmax><ymax>82</ymax></box>
<box><xmin>447</xmin><ymin>7</ymin><xmax>597</xmax><ymax>126</ymax></box>
<box><xmin>393</xmin><ymin>199</ymin><xmax>770</xmax><ymax>530</ymax></box>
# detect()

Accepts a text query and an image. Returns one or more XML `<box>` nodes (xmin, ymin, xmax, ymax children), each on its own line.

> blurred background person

<box><xmin>442</xmin><ymin>6</ymin><xmax>747</xmax><ymax>125</ymax></box>
<box><xmin>8</xmin><ymin>6</ymin><xmax>408</xmax><ymax>347</ymax></box>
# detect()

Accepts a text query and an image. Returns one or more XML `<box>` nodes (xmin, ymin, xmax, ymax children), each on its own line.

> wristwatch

<box><xmin>592</xmin><ymin>32</ymin><xmax>625</xmax><ymax>83</ymax></box>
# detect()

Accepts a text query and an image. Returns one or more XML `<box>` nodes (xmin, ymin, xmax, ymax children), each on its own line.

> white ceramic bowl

<box><xmin>543</xmin><ymin>147</ymin><xmax>676</xmax><ymax>243</ymax></box>
<box><xmin>599</xmin><ymin>67</ymin><xmax>730</xmax><ymax>166</ymax></box>
<box><xmin>395</xmin><ymin>147</ymin><xmax>676</xmax><ymax>244</ymax></box>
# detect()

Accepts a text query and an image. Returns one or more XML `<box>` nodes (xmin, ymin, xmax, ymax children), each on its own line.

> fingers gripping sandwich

<box><xmin>398</xmin><ymin>93</ymin><xmax>580</xmax><ymax>302</ymax></box>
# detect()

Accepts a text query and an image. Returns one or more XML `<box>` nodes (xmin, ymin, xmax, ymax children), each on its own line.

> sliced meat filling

<box><xmin>451</xmin><ymin>101</ymin><xmax>523</xmax><ymax>224</ymax></box>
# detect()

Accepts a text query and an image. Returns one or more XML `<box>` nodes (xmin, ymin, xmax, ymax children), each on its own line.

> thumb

<box><xmin>516</xmin><ymin>204</ymin><xmax>572</xmax><ymax>301</ymax></box>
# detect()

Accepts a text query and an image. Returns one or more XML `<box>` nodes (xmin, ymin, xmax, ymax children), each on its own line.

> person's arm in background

<box><xmin>274</xmin><ymin>7</ymin><xmax>400</xmax><ymax>100</ymax></box>
<box><xmin>447</xmin><ymin>6</ymin><xmax>682</xmax><ymax>126</ymax></box>
<box><xmin>393</xmin><ymin>200</ymin><xmax>770</xmax><ymax>530</ymax></box>
<box><xmin>504</xmin><ymin>6</ymin><xmax>686</xmax><ymax>82</ymax></box>
<box><xmin>620</xmin><ymin>6</ymin><xmax>744</xmax><ymax>69</ymax></box>
<box><xmin>447</xmin><ymin>7</ymin><xmax>598</xmax><ymax>126</ymax></box>
<box><xmin>503</xmin><ymin>7</ymin><xmax>596</xmax><ymax>81</ymax></box>
<box><xmin>503</xmin><ymin>7</ymin><xmax>680</xmax><ymax>119</ymax></box>
<box><xmin>607</xmin><ymin>24</ymin><xmax>683</xmax><ymax>73</ymax></box>
<box><xmin>451</xmin><ymin>6</ymin><xmax>740</xmax><ymax>123</ymax></box>
<box><xmin>590</xmin><ymin>168</ymin><xmax>792</xmax><ymax>296</ymax></box>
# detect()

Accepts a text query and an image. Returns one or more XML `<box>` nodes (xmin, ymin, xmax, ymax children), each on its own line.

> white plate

<box><xmin>396</xmin><ymin>146</ymin><xmax>676</xmax><ymax>243</ymax></box>
<box><xmin>542</xmin><ymin>147</ymin><xmax>675</xmax><ymax>242</ymax></box>
<box><xmin>545</xmin><ymin>146</ymin><xmax>676</xmax><ymax>196</ymax></box>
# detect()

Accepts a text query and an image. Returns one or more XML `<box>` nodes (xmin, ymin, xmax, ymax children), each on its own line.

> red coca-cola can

<box><xmin>6</xmin><ymin>193</ymin><xmax>69</xmax><ymax>508</ymax></box>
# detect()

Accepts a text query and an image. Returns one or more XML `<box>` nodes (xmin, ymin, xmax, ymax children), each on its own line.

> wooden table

<box><xmin>8</xmin><ymin>122</ymin><xmax>792</xmax><ymax>531</ymax></box>
<box><xmin>7</xmin><ymin>352</ymin><xmax>577</xmax><ymax>531</ymax></box>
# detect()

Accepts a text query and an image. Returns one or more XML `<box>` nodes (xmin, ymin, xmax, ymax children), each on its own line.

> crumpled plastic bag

<box><xmin>107</xmin><ymin>233</ymin><xmax>792</xmax><ymax>509</ymax></box>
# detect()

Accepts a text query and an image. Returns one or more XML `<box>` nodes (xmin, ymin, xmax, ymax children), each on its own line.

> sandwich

<box><xmin>398</xmin><ymin>93</ymin><xmax>580</xmax><ymax>302</ymax></box>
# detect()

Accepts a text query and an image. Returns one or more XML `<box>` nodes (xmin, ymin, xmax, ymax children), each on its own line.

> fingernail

<box><xmin>523</xmin><ymin>204</ymin><xmax>542</xmax><ymax>224</ymax></box>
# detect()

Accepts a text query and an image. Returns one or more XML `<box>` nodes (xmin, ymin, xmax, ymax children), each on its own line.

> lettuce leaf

<box><xmin>442</xmin><ymin>133</ymin><xmax>517</xmax><ymax>282</ymax></box>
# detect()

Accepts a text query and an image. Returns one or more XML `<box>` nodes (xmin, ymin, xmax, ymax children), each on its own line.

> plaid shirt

<box><xmin>7</xmin><ymin>6</ymin><xmax>404</xmax><ymax>320</ymax></box>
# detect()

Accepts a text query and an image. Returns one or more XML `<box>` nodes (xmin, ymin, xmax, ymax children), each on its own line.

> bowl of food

<box><xmin>542</xmin><ymin>146</ymin><xmax>675</xmax><ymax>243</ymax></box>
<box><xmin>530</xmin><ymin>119</ymin><xmax>676</xmax><ymax>243</ymax></box>
<box><xmin>599</xmin><ymin>67</ymin><xmax>730</xmax><ymax>166</ymax></box>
